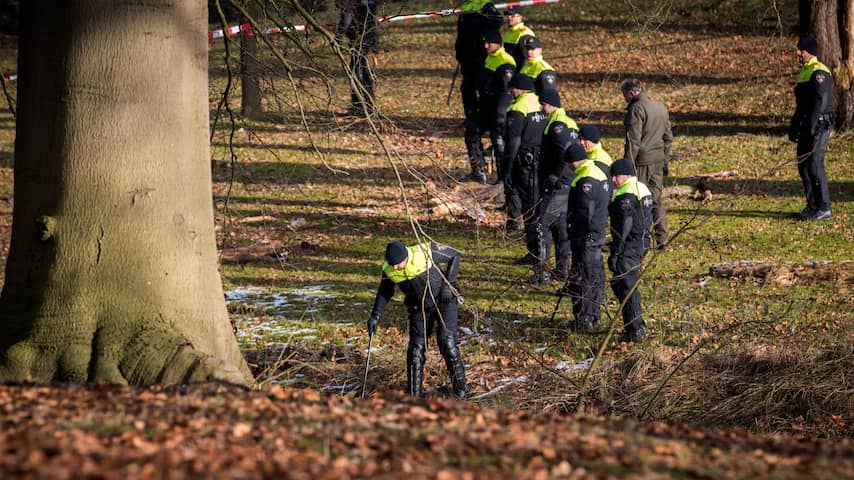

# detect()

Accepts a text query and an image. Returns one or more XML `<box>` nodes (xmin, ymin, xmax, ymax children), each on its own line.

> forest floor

<box><xmin>0</xmin><ymin>0</ymin><xmax>853</xmax><ymax>478</ymax></box>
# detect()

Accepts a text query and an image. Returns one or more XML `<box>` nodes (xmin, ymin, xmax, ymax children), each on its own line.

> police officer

<box><xmin>579</xmin><ymin>124</ymin><xmax>613</xmax><ymax>177</ymax></box>
<box><xmin>790</xmin><ymin>36</ymin><xmax>834</xmax><ymax>221</ymax></box>
<box><xmin>456</xmin><ymin>0</ymin><xmax>502</xmax><ymax>148</ymax></box>
<box><xmin>465</xmin><ymin>29</ymin><xmax>516</xmax><ymax>184</ymax></box>
<box><xmin>502</xmin><ymin>74</ymin><xmax>546</xmax><ymax>261</ymax></box>
<box><xmin>502</xmin><ymin>6</ymin><xmax>535</xmax><ymax>70</ymax></box>
<box><xmin>608</xmin><ymin>158</ymin><xmax>652</xmax><ymax>342</ymax></box>
<box><xmin>529</xmin><ymin>89</ymin><xmax>577</xmax><ymax>285</ymax></box>
<box><xmin>519</xmin><ymin>36</ymin><xmax>558</xmax><ymax>96</ymax></box>
<box><xmin>562</xmin><ymin>143</ymin><xmax>609</xmax><ymax>331</ymax></box>
<box><xmin>367</xmin><ymin>241</ymin><xmax>467</xmax><ymax>399</ymax></box>
<box><xmin>336</xmin><ymin>0</ymin><xmax>380</xmax><ymax>116</ymax></box>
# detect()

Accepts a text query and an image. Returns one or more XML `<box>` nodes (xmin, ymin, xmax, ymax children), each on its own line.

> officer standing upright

<box><xmin>502</xmin><ymin>6</ymin><xmax>535</xmax><ymax>70</ymax></box>
<box><xmin>336</xmin><ymin>0</ymin><xmax>380</xmax><ymax>117</ymax></box>
<box><xmin>529</xmin><ymin>89</ymin><xmax>577</xmax><ymax>285</ymax></box>
<box><xmin>608</xmin><ymin>158</ymin><xmax>652</xmax><ymax>342</ymax></box>
<box><xmin>469</xmin><ymin>29</ymin><xmax>517</xmax><ymax>184</ymax></box>
<box><xmin>790</xmin><ymin>36</ymin><xmax>834</xmax><ymax>221</ymax></box>
<box><xmin>367</xmin><ymin>240</ymin><xmax>467</xmax><ymax>399</ymax></box>
<box><xmin>456</xmin><ymin>0</ymin><xmax>502</xmax><ymax>168</ymax></box>
<box><xmin>519</xmin><ymin>37</ymin><xmax>558</xmax><ymax>96</ymax></box>
<box><xmin>501</xmin><ymin>74</ymin><xmax>547</xmax><ymax>261</ymax></box>
<box><xmin>621</xmin><ymin>78</ymin><xmax>673</xmax><ymax>249</ymax></box>
<box><xmin>562</xmin><ymin>143</ymin><xmax>609</xmax><ymax>331</ymax></box>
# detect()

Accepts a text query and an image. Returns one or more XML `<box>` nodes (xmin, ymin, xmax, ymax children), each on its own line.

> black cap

<box><xmin>508</xmin><ymin>73</ymin><xmax>535</xmax><ymax>91</ymax></box>
<box><xmin>484</xmin><ymin>29</ymin><xmax>502</xmax><ymax>45</ymax></box>
<box><xmin>504</xmin><ymin>5</ymin><xmax>523</xmax><ymax>15</ymax></box>
<box><xmin>523</xmin><ymin>36</ymin><xmax>541</xmax><ymax>49</ymax></box>
<box><xmin>798</xmin><ymin>37</ymin><xmax>818</xmax><ymax>56</ymax></box>
<box><xmin>564</xmin><ymin>143</ymin><xmax>587</xmax><ymax>164</ymax></box>
<box><xmin>384</xmin><ymin>241</ymin><xmax>408</xmax><ymax>265</ymax></box>
<box><xmin>580</xmin><ymin>125</ymin><xmax>601</xmax><ymax>143</ymax></box>
<box><xmin>610</xmin><ymin>157</ymin><xmax>635</xmax><ymax>176</ymax></box>
<box><xmin>538</xmin><ymin>89</ymin><xmax>561</xmax><ymax>107</ymax></box>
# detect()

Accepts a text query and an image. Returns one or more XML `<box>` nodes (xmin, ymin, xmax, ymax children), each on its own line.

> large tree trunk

<box><xmin>240</xmin><ymin>0</ymin><xmax>264</xmax><ymax>119</ymax></box>
<box><xmin>0</xmin><ymin>0</ymin><xmax>252</xmax><ymax>386</ymax></box>
<box><xmin>808</xmin><ymin>0</ymin><xmax>854</xmax><ymax>129</ymax></box>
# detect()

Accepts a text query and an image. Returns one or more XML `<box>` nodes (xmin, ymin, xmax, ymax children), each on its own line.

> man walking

<box><xmin>789</xmin><ymin>36</ymin><xmax>834</xmax><ymax>221</ymax></box>
<box><xmin>367</xmin><ymin>240</ymin><xmax>467</xmax><ymax>399</ymax></box>
<box><xmin>608</xmin><ymin>158</ymin><xmax>652</xmax><ymax>342</ymax></box>
<box><xmin>621</xmin><ymin>78</ymin><xmax>672</xmax><ymax>249</ymax></box>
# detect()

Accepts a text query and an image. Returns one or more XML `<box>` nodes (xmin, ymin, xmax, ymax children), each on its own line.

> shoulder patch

<box><xmin>582</xmin><ymin>183</ymin><xmax>591</xmax><ymax>193</ymax></box>
<box><xmin>546</xmin><ymin>76</ymin><xmax>555</xmax><ymax>85</ymax></box>
<box><xmin>816</xmin><ymin>74</ymin><xmax>826</xmax><ymax>84</ymax></box>
<box><xmin>553</xmin><ymin>124</ymin><xmax>564</xmax><ymax>134</ymax></box>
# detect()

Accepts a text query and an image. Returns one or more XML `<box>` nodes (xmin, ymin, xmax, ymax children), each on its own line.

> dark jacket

<box><xmin>336</xmin><ymin>0</ymin><xmax>379</xmax><ymax>52</ymax></box>
<box><xmin>455</xmin><ymin>0</ymin><xmax>502</xmax><ymax>66</ymax></box>
<box><xmin>501</xmin><ymin>92</ymin><xmax>546</xmax><ymax>180</ymax></box>
<box><xmin>790</xmin><ymin>57</ymin><xmax>834</xmax><ymax>139</ymax></box>
<box><xmin>369</xmin><ymin>243</ymin><xmax>461</xmax><ymax>319</ymax></box>
<box><xmin>609</xmin><ymin>177</ymin><xmax>653</xmax><ymax>257</ymax></box>
<box><xmin>568</xmin><ymin>160</ymin><xmax>610</xmax><ymax>247</ymax></box>
<box><xmin>623</xmin><ymin>92</ymin><xmax>673</xmax><ymax>166</ymax></box>
<box><xmin>539</xmin><ymin>108</ymin><xmax>578</xmax><ymax>189</ymax></box>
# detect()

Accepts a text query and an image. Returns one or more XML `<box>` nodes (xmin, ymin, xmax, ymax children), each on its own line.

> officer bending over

<box><xmin>367</xmin><ymin>241</ymin><xmax>467</xmax><ymax>399</ymax></box>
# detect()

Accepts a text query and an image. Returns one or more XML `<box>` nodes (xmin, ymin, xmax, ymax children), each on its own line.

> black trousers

<box><xmin>567</xmin><ymin>243</ymin><xmax>605</xmax><ymax>324</ymax></box>
<box><xmin>406</xmin><ymin>299</ymin><xmax>464</xmax><ymax>395</ymax></box>
<box><xmin>459</xmin><ymin>61</ymin><xmax>481</xmax><ymax>126</ymax></box>
<box><xmin>608</xmin><ymin>251</ymin><xmax>645</xmax><ymax>335</ymax></box>
<box><xmin>513</xmin><ymin>160</ymin><xmax>540</xmax><ymax>257</ymax></box>
<box><xmin>349</xmin><ymin>48</ymin><xmax>375</xmax><ymax>111</ymax></box>
<box><xmin>797</xmin><ymin>127</ymin><xmax>832</xmax><ymax>212</ymax></box>
<box><xmin>535</xmin><ymin>185</ymin><xmax>570</xmax><ymax>268</ymax></box>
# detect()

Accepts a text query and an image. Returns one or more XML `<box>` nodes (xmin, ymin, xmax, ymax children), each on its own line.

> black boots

<box><xmin>439</xmin><ymin>338</ymin><xmax>467</xmax><ymax>399</ymax></box>
<box><xmin>406</xmin><ymin>342</ymin><xmax>426</xmax><ymax>397</ymax></box>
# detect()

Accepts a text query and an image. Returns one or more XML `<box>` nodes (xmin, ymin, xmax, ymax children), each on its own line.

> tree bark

<box><xmin>240</xmin><ymin>0</ymin><xmax>264</xmax><ymax>119</ymax></box>
<box><xmin>838</xmin><ymin>0</ymin><xmax>854</xmax><ymax>129</ymax></box>
<box><xmin>0</xmin><ymin>0</ymin><xmax>252</xmax><ymax>386</ymax></box>
<box><xmin>808</xmin><ymin>0</ymin><xmax>854</xmax><ymax>129</ymax></box>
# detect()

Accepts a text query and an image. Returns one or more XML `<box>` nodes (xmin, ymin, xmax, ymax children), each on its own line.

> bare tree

<box><xmin>0</xmin><ymin>0</ymin><xmax>252</xmax><ymax>386</ymax></box>
<box><xmin>241</xmin><ymin>0</ymin><xmax>265</xmax><ymax>119</ymax></box>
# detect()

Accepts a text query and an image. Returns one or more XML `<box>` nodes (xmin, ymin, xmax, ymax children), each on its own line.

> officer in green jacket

<box><xmin>367</xmin><ymin>241</ymin><xmax>467</xmax><ymax>399</ymax></box>
<box><xmin>562</xmin><ymin>143</ymin><xmax>609</xmax><ymax>331</ymax></box>
<box><xmin>608</xmin><ymin>158</ymin><xmax>652</xmax><ymax>342</ymax></box>
<box><xmin>790</xmin><ymin>37</ymin><xmax>834</xmax><ymax>221</ymax></box>
<box><xmin>502</xmin><ymin>74</ymin><xmax>547</xmax><ymax>261</ymax></box>
<box><xmin>519</xmin><ymin>36</ymin><xmax>557</xmax><ymax>96</ymax></box>
<box><xmin>502</xmin><ymin>6</ymin><xmax>535</xmax><ymax>70</ymax></box>
<box><xmin>529</xmin><ymin>89</ymin><xmax>577</xmax><ymax>285</ymax></box>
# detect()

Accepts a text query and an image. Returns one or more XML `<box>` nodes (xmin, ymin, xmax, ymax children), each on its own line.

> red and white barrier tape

<box><xmin>6</xmin><ymin>0</ymin><xmax>560</xmax><ymax>82</ymax></box>
<box><xmin>208</xmin><ymin>0</ymin><xmax>560</xmax><ymax>39</ymax></box>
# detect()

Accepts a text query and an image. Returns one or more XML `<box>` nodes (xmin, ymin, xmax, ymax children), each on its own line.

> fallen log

<box><xmin>426</xmin><ymin>182</ymin><xmax>503</xmax><ymax>221</ymax></box>
<box><xmin>240</xmin><ymin>215</ymin><xmax>277</xmax><ymax>224</ymax></box>
<box><xmin>709</xmin><ymin>260</ymin><xmax>854</xmax><ymax>286</ymax></box>
<box><xmin>687</xmin><ymin>169</ymin><xmax>738</xmax><ymax>181</ymax></box>
<box><xmin>219</xmin><ymin>239</ymin><xmax>285</xmax><ymax>264</ymax></box>
<box><xmin>663</xmin><ymin>182</ymin><xmax>712</xmax><ymax>202</ymax></box>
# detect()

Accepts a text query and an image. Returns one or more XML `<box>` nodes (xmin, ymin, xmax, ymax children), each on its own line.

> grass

<box><xmin>0</xmin><ymin>1</ymin><xmax>850</xmax><ymax>440</ymax></box>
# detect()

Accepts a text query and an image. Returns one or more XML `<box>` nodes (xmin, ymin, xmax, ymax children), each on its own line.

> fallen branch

<box><xmin>709</xmin><ymin>260</ymin><xmax>854</xmax><ymax>286</ymax></box>
<box><xmin>426</xmin><ymin>182</ymin><xmax>502</xmax><ymax>221</ymax></box>
<box><xmin>663</xmin><ymin>182</ymin><xmax>712</xmax><ymax>202</ymax></box>
<box><xmin>240</xmin><ymin>215</ymin><xmax>277</xmax><ymax>224</ymax></box>
<box><xmin>687</xmin><ymin>169</ymin><xmax>738</xmax><ymax>181</ymax></box>
<box><xmin>219</xmin><ymin>239</ymin><xmax>286</xmax><ymax>264</ymax></box>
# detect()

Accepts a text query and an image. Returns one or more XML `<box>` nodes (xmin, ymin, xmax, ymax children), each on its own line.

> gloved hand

<box><xmin>438</xmin><ymin>281</ymin><xmax>462</xmax><ymax>304</ymax></box>
<box><xmin>366</xmin><ymin>315</ymin><xmax>378</xmax><ymax>335</ymax></box>
<box><xmin>546</xmin><ymin>174</ymin><xmax>559</xmax><ymax>190</ymax></box>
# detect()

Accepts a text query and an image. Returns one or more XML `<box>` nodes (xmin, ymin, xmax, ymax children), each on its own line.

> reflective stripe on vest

<box><xmin>611</xmin><ymin>176</ymin><xmax>651</xmax><ymax>201</ymax></box>
<box><xmin>461</xmin><ymin>0</ymin><xmax>491</xmax><ymax>12</ymax></box>
<box><xmin>545</xmin><ymin>108</ymin><xmax>578</xmax><ymax>135</ymax></box>
<box><xmin>503</xmin><ymin>23</ymin><xmax>534</xmax><ymax>45</ymax></box>
<box><xmin>571</xmin><ymin>160</ymin><xmax>607</xmax><ymax>187</ymax></box>
<box><xmin>520</xmin><ymin>56</ymin><xmax>554</xmax><ymax>79</ymax></box>
<box><xmin>797</xmin><ymin>57</ymin><xmax>832</xmax><ymax>83</ymax></box>
<box><xmin>485</xmin><ymin>47</ymin><xmax>516</xmax><ymax>71</ymax></box>
<box><xmin>587</xmin><ymin>143</ymin><xmax>613</xmax><ymax>166</ymax></box>
<box><xmin>507</xmin><ymin>91</ymin><xmax>540</xmax><ymax>115</ymax></box>
<box><xmin>381</xmin><ymin>243</ymin><xmax>433</xmax><ymax>284</ymax></box>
